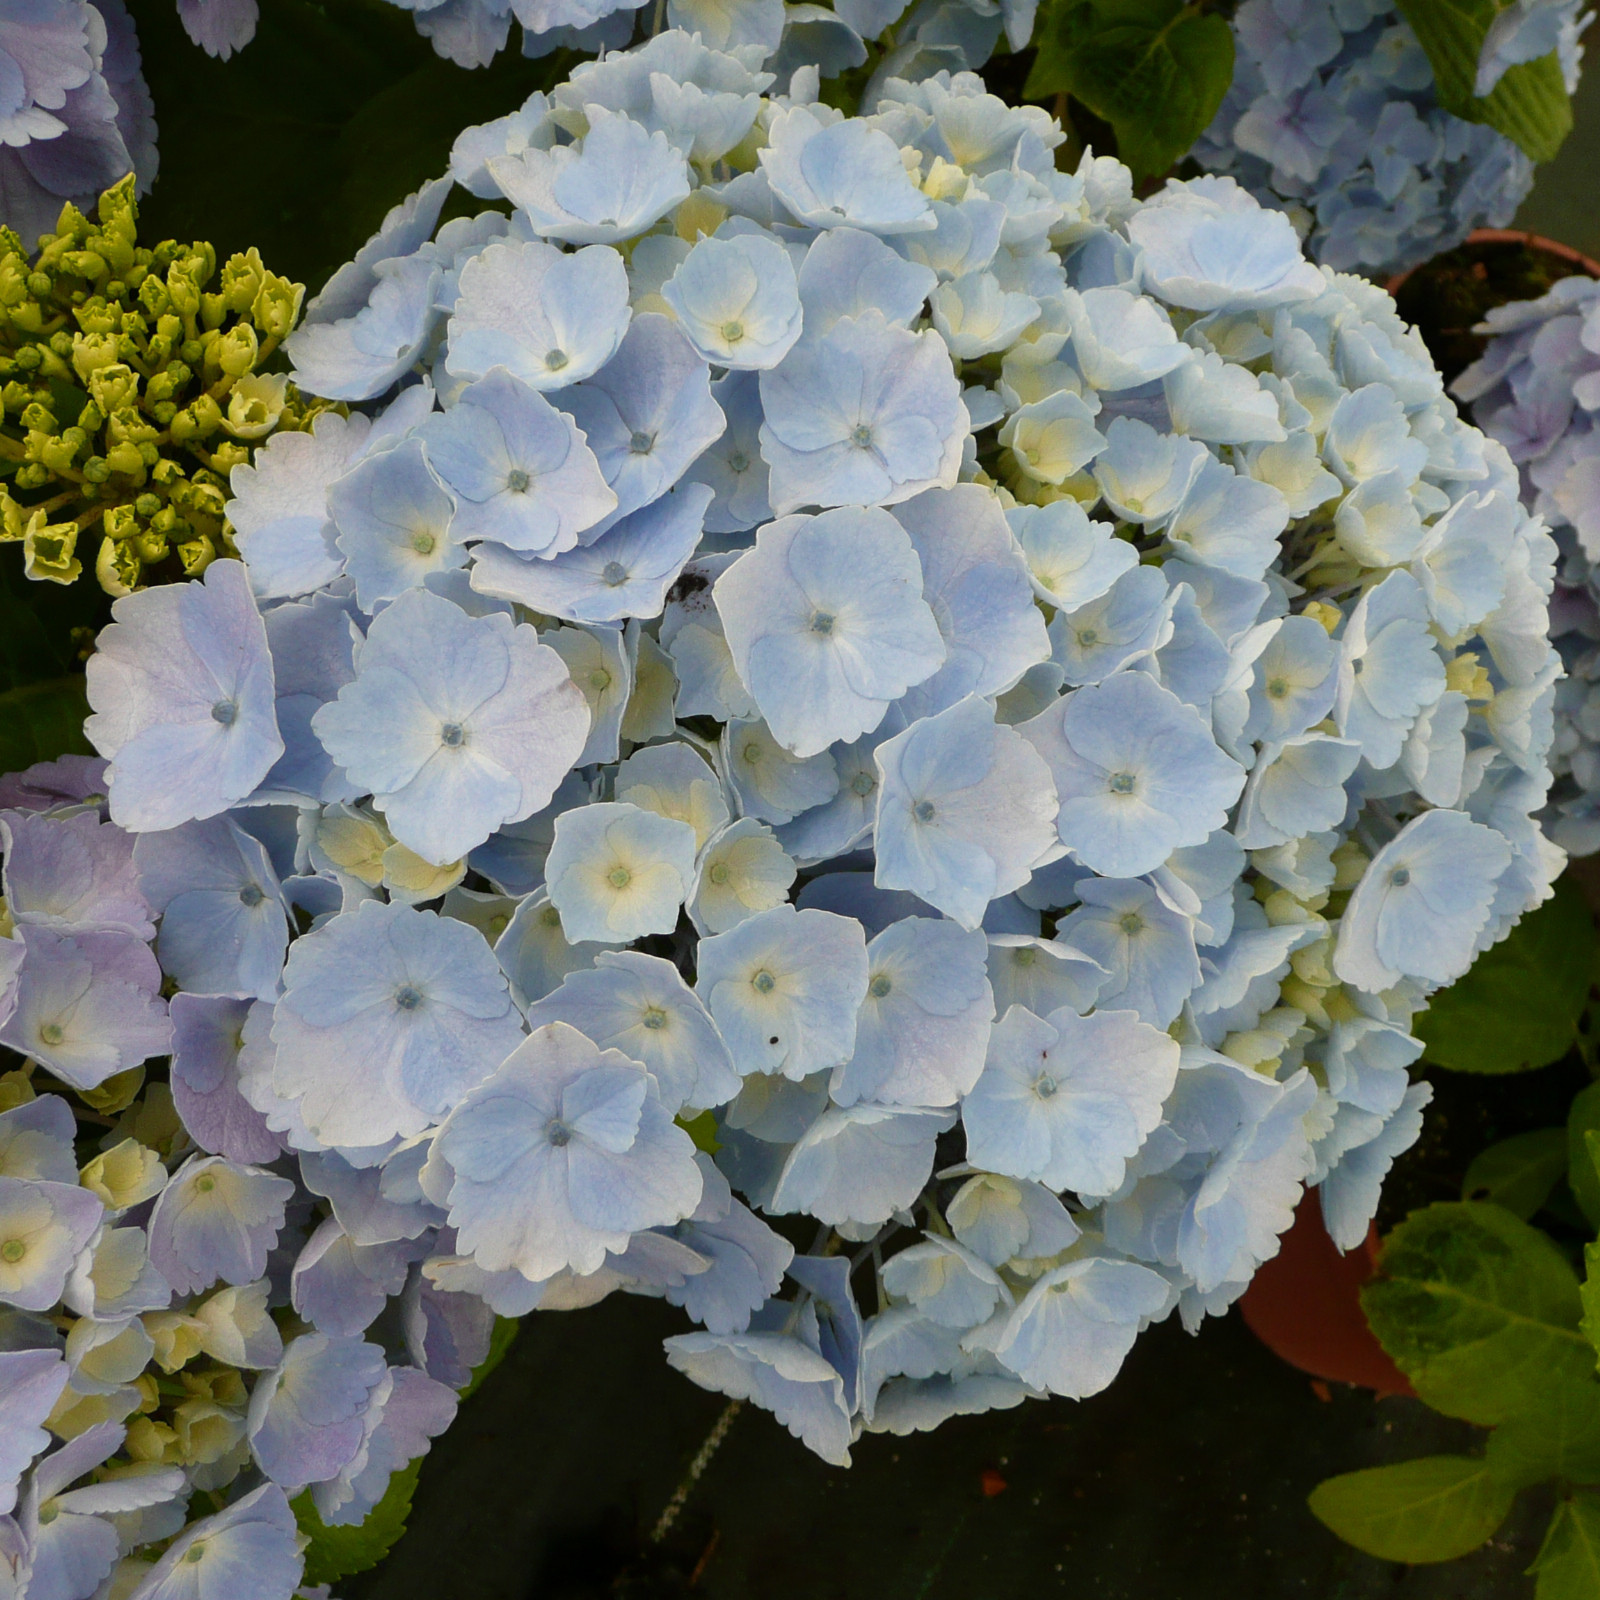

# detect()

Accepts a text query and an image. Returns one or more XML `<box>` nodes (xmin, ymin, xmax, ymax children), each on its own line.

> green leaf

<box><xmin>462</xmin><ymin>1315</ymin><xmax>521</xmax><ymax>1401</ymax></box>
<box><xmin>1533</xmin><ymin>1493</ymin><xmax>1600</xmax><ymax>1600</ymax></box>
<box><xmin>1462</xmin><ymin>1129</ymin><xmax>1569</xmax><ymax>1220</ymax></box>
<box><xmin>1568</xmin><ymin>1086</ymin><xmax>1600</xmax><ymax>1229</ymax></box>
<box><xmin>294</xmin><ymin>1457</ymin><xmax>423</xmax><ymax>1586</ymax></box>
<box><xmin>1362</xmin><ymin>1201</ymin><xmax>1592</xmax><ymax>1425</ymax></box>
<box><xmin>1486</xmin><ymin>1379</ymin><xmax>1600</xmax><ymax>1489</ymax></box>
<box><xmin>1308</xmin><ymin>1456</ymin><xmax>1514</xmax><ymax>1562</ymax></box>
<box><xmin>1393</xmin><ymin>0</ymin><xmax>1573</xmax><ymax>161</ymax></box>
<box><xmin>1023</xmin><ymin>0</ymin><xmax>1233</xmax><ymax>181</ymax></box>
<box><xmin>1415</xmin><ymin>875</ymin><xmax>1596</xmax><ymax>1074</ymax></box>
<box><xmin>0</xmin><ymin>677</ymin><xmax>91</xmax><ymax>773</ymax></box>
<box><xmin>1579</xmin><ymin>1242</ymin><xmax>1600</xmax><ymax>1366</ymax></box>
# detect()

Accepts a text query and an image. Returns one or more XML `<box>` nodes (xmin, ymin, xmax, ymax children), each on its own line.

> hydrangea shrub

<box><xmin>1453</xmin><ymin>271</ymin><xmax>1600</xmax><ymax>854</ymax></box>
<box><xmin>1193</xmin><ymin>0</ymin><xmax>1586</xmax><ymax>275</ymax></box>
<box><xmin>0</xmin><ymin>41</ymin><xmax>1564</xmax><ymax>1591</ymax></box>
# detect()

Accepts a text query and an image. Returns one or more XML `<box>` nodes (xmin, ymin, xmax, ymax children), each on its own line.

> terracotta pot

<box><xmin>1387</xmin><ymin>227</ymin><xmax>1600</xmax><ymax>296</ymax></box>
<box><xmin>1238</xmin><ymin>1192</ymin><xmax>1415</xmax><ymax>1397</ymax></box>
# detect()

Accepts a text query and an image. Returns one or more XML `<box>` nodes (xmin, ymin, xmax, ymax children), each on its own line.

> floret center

<box><xmin>809</xmin><ymin>611</ymin><xmax>835</xmax><ymax>636</ymax></box>
<box><xmin>602</xmin><ymin>561</ymin><xmax>629</xmax><ymax>587</ymax></box>
<box><xmin>394</xmin><ymin>984</ymin><xmax>424</xmax><ymax>1011</ymax></box>
<box><xmin>709</xmin><ymin>861</ymin><xmax>730</xmax><ymax>885</ymax></box>
<box><xmin>721</xmin><ymin>320</ymin><xmax>745</xmax><ymax>343</ymax></box>
<box><xmin>608</xmin><ymin>866</ymin><xmax>632</xmax><ymax>888</ymax></box>
<box><xmin>195</xmin><ymin>1176</ymin><xmax>215</xmax><ymax>1194</ymax></box>
<box><xmin>412</xmin><ymin>531</ymin><xmax>436</xmax><ymax>555</ymax></box>
<box><xmin>1390</xmin><ymin>867</ymin><xmax>1411</xmax><ymax>887</ymax></box>
<box><xmin>546</xmin><ymin>1119</ymin><xmax>572</xmax><ymax>1147</ymax></box>
<box><xmin>850</xmin><ymin>423</ymin><xmax>874</xmax><ymax>450</ymax></box>
<box><xmin>914</xmin><ymin>800</ymin><xmax>937</xmax><ymax>822</ymax></box>
<box><xmin>629</xmin><ymin>430</ymin><xmax>656</xmax><ymax>455</ymax></box>
<box><xmin>642</xmin><ymin>1007</ymin><xmax>668</xmax><ymax>1030</ymax></box>
<box><xmin>850</xmin><ymin>771</ymin><xmax>876</xmax><ymax>798</ymax></box>
<box><xmin>1012</xmin><ymin>948</ymin><xmax>1036</xmax><ymax>968</ymax></box>
<box><xmin>238</xmin><ymin>884</ymin><xmax>265</xmax><ymax>907</ymax></box>
<box><xmin>1108</xmin><ymin>771</ymin><xmax>1136</xmax><ymax>795</ymax></box>
<box><xmin>727</xmin><ymin>451</ymin><xmax>750</xmax><ymax>474</ymax></box>
<box><xmin>506</xmin><ymin>469</ymin><xmax>531</xmax><ymax>493</ymax></box>
<box><xmin>1119</xmin><ymin>913</ymin><xmax>1144</xmax><ymax>935</ymax></box>
<box><xmin>210</xmin><ymin>699</ymin><xmax>237</xmax><ymax>726</ymax></box>
<box><xmin>1266</xmin><ymin>676</ymin><xmax>1290</xmax><ymax>700</ymax></box>
<box><xmin>440</xmin><ymin>723</ymin><xmax>466</xmax><ymax>748</ymax></box>
<box><xmin>38</xmin><ymin>1022</ymin><xmax>64</xmax><ymax>1045</ymax></box>
<box><xmin>869</xmin><ymin>974</ymin><xmax>892</xmax><ymax>998</ymax></box>
<box><xmin>1</xmin><ymin>1239</ymin><xmax>25</xmax><ymax>1263</ymax></box>
<box><xmin>588</xmin><ymin>669</ymin><xmax>612</xmax><ymax>692</ymax></box>
<box><xmin>1035</xmin><ymin>1074</ymin><xmax>1058</xmax><ymax>1099</ymax></box>
<box><xmin>752</xmin><ymin>968</ymin><xmax>776</xmax><ymax>994</ymax></box>
<box><xmin>544</xmin><ymin>349</ymin><xmax>568</xmax><ymax>372</ymax></box>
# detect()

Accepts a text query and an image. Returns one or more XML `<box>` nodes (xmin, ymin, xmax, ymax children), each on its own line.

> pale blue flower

<box><xmin>271</xmin><ymin>897</ymin><xmax>525</xmax><ymax>1147</ymax></box>
<box><xmin>1007</xmin><ymin>499</ymin><xmax>1137</xmax><ymax>612</ymax></box>
<box><xmin>715</xmin><ymin>506</ymin><xmax>946</xmax><ymax>757</ymax></box>
<box><xmin>832</xmin><ymin>917</ymin><xmax>993</xmax><ymax>1108</ymax></box>
<box><xmin>311</xmin><ymin>587</ymin><xmax>591</xmax><ymax>866</ymax></box>
<box><xmin>999</xmin><ymin>391</ymin><xmax>1108</xmax><ymax>487</ymax></box>
<box><xmin>946</xmin><ymin>1170</ymin><xmax>1082</xmax><ymax>1267</ymax></box>
<box><xmin>133</xmin><ymin>817</ymin><xmax>288</xmax><ymax>1001</ymax></box>
<box><xmin>695</xmin><ymin>903</ymin><xmax>869</xmax><ymax>1081</ymax></box>
<box><xmin>986</xmin><ymin>933</ymin><xmax>1107</xmax><ymax>1018</ymax></box>
<box><xmin>690</xmin><ymin>817</ymin><xmax>795</xmax><ymax>936</ymax></box>
<box><xmin>0</xmin><ymin>1095</ymin><xmax>77</xmax><ymax>1186</ymax></box>
<box><xmin>122</xmin><ymin>1482</ymin><xmax>304</xmax><ymax>1600</ymax></box>
<box><xmin>1334</xmin><ymin>808</ymin><xmax>1513</xmax><ymax>991</ymax></box>
<box><xmin>1052</xmin><ymin>564</ymin><xmax>1172</xmax><ymax>692</ymax></box>
<box><xmin>1128</xmin><ymin>177</ymin><xmax>1326</xmax><ymax>310</ymax></box>
<box><xmin>664</xmin><ymin>1329</ymin><xmax>853</xmax><ymax>1464</ymax></box>
<box><xmin>873</xmin><ymin>693</ymin><xmax>1060</xmax><ymax>931</ymax></box>
<box><xmin>247</xmin><ymin>1333</ymin><xmax>389</xmax><ymax>1487</ymax></box>
<box><xmin>890</xmin><ymin>485</ymin><xmax>1051</xmax><ymax>718</ymax></box>
<box><xmin>723</xmin><ymin>717</ymin><xmax>841</xmax><ymax>825</ymax></box>
<box><xmin>445</xmin><ymin>239</ymin><xmax>631</xmax><ymax>391</ymax></box>
<box><xmin>147</xmin><ymin>1154</ymin><xmax>293</xmax><ymax>1297</ymax></box>
<box><xmin>615</xmin><ymin>741</ymin><xmax>730</xmax><ymax>851</ymax></box>
<box><xmin>1062</xmin><ymin>287</ymin><xmax>1192</xmax><ymax>392</ymax></box>
<box><xmin>85</xmin><ymin>560</ymin><xmax>283</xmax><ymax>832</ymax></box>
<box><xmin>930</xmin><ymin>271</ymin><xmax>1040</xmax><ymax>360</ymax></box>
<box><xmin>559</xmin><ymin>313</ymin><xmax>726</xmax><ymax>531</ymax></box>
<box><xmin>290</xmin><ymin>1218</ymin><xmax>415</xmax><ymax>1338</ymax></box>
<box><xmin>795</xmin><ymin>226</ymin><xmax>936</xmax><ymax>334</ymax></box>
<box><xmin>881</xmin><ymin>1237</ymin><xmax>1008</xmax><ymax>1330</ymax></box>
<box><xmin>1091</xmin><ymin>418</ymin><xmax>1210</xmax><ymax>527</ymax></box>
<box><xmin>773</xmin><ymin>730</ymin><xmax>889</xmax><ymax>866</ymax></box>
<box><xmin>0</xmin><ymin>1176</ymin><xmax>103</xmax><ymax>1311</ymax></box>
<box><xmin>286</xmin><ymin>251</ymin><xmax>443</xmax><ymax>404</ymax></box>
<box><xmin>758</xmin><ymin>311</ymin><xmax>967</xmax><ymax>514</ymax></box>
<box><xmin>434</xmin><ymin>1020</ymin><xmax>703</xmax><ymax>1279</ymax></box>
<box><xmin>0</xmin><ymin>809</ymin><xmax>149</xmax><ymax>938</ymax></box>
<box><xmin>770</xmin><ymin>1103</ymin><xmax>953</xmax><ymax>1224</ymax></box>
<box><xmin>301</xmin><ymin>1148</ymin><xmax>440</xmax><ymax>1245</ymax></box>
<box><xmin>898</xmin><ymin>196</ymin><xmax>1007</xmax><ymax>283</ymax></box>
<box><xmin>683</xmin><ymin>370</ymin><xmax>772</xmax><ymax>533</ymax></box>
<box><xmin>1409</xmin><ymin>488</ymin><xmax>1519</xmax><ymax>637</ymax></box>
<box><xmin>169</xmin><ymin>993</ymin><xmax>284</xmax><ymax>1165</ymax></box>
<box><xmin>1020</xmin><ymin>672</ymin><xmax>1246</xmax><ymax>878</ymax></box>
<box><xmin>525</xmin><ymin>950</ymin><xmax>740</xmax><ymax>1114</ymax></box>
<box><xmin>329</xmin><ymin>436</ymin><xmax>462</xmax><ymax>612</ymax></box>
<box><xmin>1057</xmin><ymin>878</ymin><xmax>1201</xmax><ymax>1026</ymax></box>
<box><xmin>489</xmin><ymin>106</ymin><xmax>691</xmax><ymax>244</ymax></box>
<box><xmin>1235</xmin><ymin>733</ymin><xmax>1361</xmax><ymax>847</ymax></box>
<box><xmin>1333</xmin><ymin>569</ymin><xmax>1447</xmax><ymax>769</ymax></box>
<box><xmin>0</xmin><ymin>926</ymin><xmax>169</xmax><ymax>1090</ymax></box>
<box><xmin>991</xmin><ymin>1257</ymin><xmax>1168</xmax><ymax>1397</ymax></box>
<box><xmin>665</xmin><ymin>1153</ymin><xmax>794</xmax><ymax>1334</ymax></box>
<box><xmin>421</xmin><ymin>369</ymin><xmax>616</xmax><ymax>555</ymax></box>
<box><xmin>761</xmin><ymin>104</ymin><xmax>934</xmax><ymax>235</ymax></box>
<box><xmin>544</xmin><ymin>623</ymin><xmax>631</xmax><ymax>767</ymax></box>
<box><xmin>666</xmin><ymin>0</ymin><xmax>785</xmax><ymax>51</ymax></box>
<box><xmin>963</xmin><ymin>1004</ymin><xmax>1180</xmax><ymax>1196</ymax></box>
<box><xmin>663</xmin><ymin>233</ymin><xmax>804</xmax><ymax>371</ymax></box>
<box><xmin>470</xmin><ymin>483</ymin><xmax>711</xmax><ymax>623</ymax></box>
<box><xmin>544</xmin><ymin>800</ymin><xmax>699</xmax><ymax>944</ymax></box>
<box><xmin>496</xmin><ymin>888</ymin><xmax>601</xmax><ymax>1007</ymax></box>
<box><xmin>1166</xmin><ymin>353</ymin><xmax>1288</xmax><ymax>449</ymax></box>
<box><xmin>1242</xmin><ymin>614</ymin><xmax>1339</xmax><ymax>744</ymax></box>
<box><xmin>255</xmin><ymin>593</ymin><xmax>362</xmax><ymax>807</ymax></box>
<box><xmin>0</xmin><ymin>1348</ymin><xmax>67</xmax><ymax>1516</ymax></box>
<box><xmin>1320</xmin><ymin>1081</ymin><xmax>1430</xmax><ymax>1248</ymax></box>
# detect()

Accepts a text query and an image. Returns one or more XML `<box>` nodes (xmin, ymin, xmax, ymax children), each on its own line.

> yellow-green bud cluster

<box><xmin>0</xmin><ymin>175</ymin><xmax>316</xmax><ymax>596</ymax></box>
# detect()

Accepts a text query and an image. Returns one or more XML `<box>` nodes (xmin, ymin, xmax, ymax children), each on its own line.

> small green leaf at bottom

<box><xmin>1533</xmin><ymin>1493</ymin><xmax>1600</xmax><ymax>1600</ymax></box>
<box><xmin>294</xmin><ymin>1458</ymin><xmax>423</xmax><ymax>1586</ymax></box>
<box><xmin>1308</xmin><ymin>1455</ymin><xmax>1515</xmax><ymax>1562</ymax></box>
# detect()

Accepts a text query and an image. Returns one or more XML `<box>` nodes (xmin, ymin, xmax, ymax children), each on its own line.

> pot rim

<box><xmin>1387</xmin><ymin>226</ymin><xmax>1600</xmax><ymax>296</ymax></box>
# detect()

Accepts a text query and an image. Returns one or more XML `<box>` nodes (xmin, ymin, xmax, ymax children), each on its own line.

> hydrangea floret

<box><xmin>1193</xmin><ymin>0</ymin><xmax>1586</xmax><ymax>275</ymax></box>
<box><xmin>0</xmin><ymin>42</ymin><xmax>1563</xmax><ymax>1592</ymax></box>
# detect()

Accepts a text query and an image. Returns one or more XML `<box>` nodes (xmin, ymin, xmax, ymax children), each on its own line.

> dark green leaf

<box><xmin>1461</xmin><ymin>1128</ymin><xmax>1569</xmax><ymax>1220</ymax></box>
<box><xmin>1486</xmin><ymin>1379</ymin><xmax>1600</xmax><ymax>1489</ymax></box>
<box><xmin>294</xmin><ymin>1457</ymin><xmax>424</xmax><ymax>1586</ymax></box>
<box><xmin>1362</xmin><ymin>1201</ymin><xmax>1592</xmax><ymax>1425</ymax></box>
<box><xmin>462</xmin><ymin>1315</ymin><xmax>521</xmax><ymax>1401</ymax></box>
<box><xmin>1308</xmin><ymin>1456</ymin><xmax>1514</xmax><ymax>1562</ymax></box>
<box><xmin>1022</xmin><ymin>0</ymin><xmax>1233</xmax><ymax>180</ymax></box>
<box><xmin>1568</xmin><ymin>1086</ymin><xmax>1600</xmax><ymax>1229</ymax></box>
<box><xmin>1393</xmin><ymin>0</ymin><xmax>1573</xmax><ymax>160</ymax></box>
<box><xmin>0</xmin><ymin>677</ymin><xmax>91</xmax><ymax>773</ymax></box>
<box><xmin>1579</xmin><ymin>1242</ymin><xmax>1600</xmax><ymax>1367</ymax></box>
<box><xmin>0</xmin><ymin>548</ymin><xmax>107</xmax><ymax>695</ymax></box>
<box><xmin>1415</xmin><ymin>875</ymin><xmax>1596</xmax><ymax>1074</ymax></box>
<box><xmin>1533</xmin><ymin>1493</ymin><xmax>1600</xmax><ymax>1600</ymax></box>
